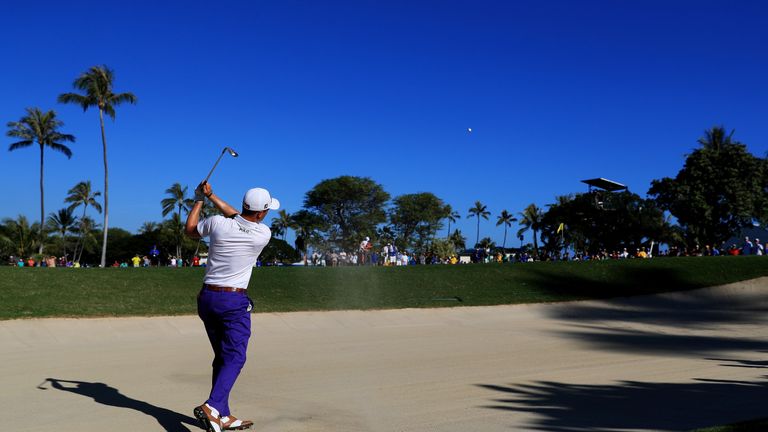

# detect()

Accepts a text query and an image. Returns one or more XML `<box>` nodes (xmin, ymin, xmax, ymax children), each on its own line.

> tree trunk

<box><xmin>99</xmin><ymin>108</ymin><xmax>109</xmax><ymax>268</ymax></box>
<box><xmin>533</xmin><ymin>228</ymin><xmax>539</xmax><ymax>257</ymax></box>
<box><xmin>475</xmin><ymin>216</ymin><xmax>480</xmax><ymax>248</ymax></box>
<box><xmin>72</xmin><ymin>205</ymin><xmax>87</xmax><ymax>264</ymax></box>
<box><xmin>39</xmin><ymin>144</ymin><xmax>45</xmax><ymax>255</ymax></box>
<box><xmin>502</xmin><ymin>227</ymin><xmax>507</xmax><ymax>250</ymax></box>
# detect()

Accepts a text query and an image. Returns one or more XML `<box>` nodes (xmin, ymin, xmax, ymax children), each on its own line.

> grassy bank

<box><xmin>0</xmin><ymin>256</ymin><xmax>766</xmax><ymax>320</ymax></box>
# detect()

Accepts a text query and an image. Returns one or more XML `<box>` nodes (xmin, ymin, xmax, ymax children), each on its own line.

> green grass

<box><xmin>1</xmin><ymin>256</ymin><xmax>767</xmax><ymax>320</ymax></box>
<box><xmin>692</xmin><ymin>418</ymin><xmax>768</xmax><ymax>431</ymax></box>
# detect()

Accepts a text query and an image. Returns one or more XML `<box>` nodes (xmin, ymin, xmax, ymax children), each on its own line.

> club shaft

<box><xmin>204</xmin><ymin>150</ymin><xmax>227</xmax><ymax>183</ymax></box>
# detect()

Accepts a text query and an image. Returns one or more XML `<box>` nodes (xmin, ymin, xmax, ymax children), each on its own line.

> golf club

<box><xmin>204</xmin><ymin>146</ymin><xmax>239</xmax><ymax>183</ymax></box>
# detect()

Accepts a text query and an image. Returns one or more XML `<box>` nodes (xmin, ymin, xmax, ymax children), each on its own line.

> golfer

<box><xmin>185</xmin><ymin>181</ymin><xmax>279</xmax><ymax>432</ymax></box>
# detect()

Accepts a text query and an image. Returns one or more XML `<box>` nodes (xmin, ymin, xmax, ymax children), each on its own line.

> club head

<box><xmin>225</xmin><ymin>147</ymin><xmax>239</xmax><ymax>157</ymax></box>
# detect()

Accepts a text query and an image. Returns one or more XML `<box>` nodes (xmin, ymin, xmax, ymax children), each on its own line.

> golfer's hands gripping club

<box><xmin>194</xmin><ymin>181</ymin><xmax>213</xmax><ymax>202</ymax></box>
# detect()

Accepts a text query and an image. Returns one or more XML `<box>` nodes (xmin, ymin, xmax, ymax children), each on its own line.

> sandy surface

<box><xmin>2</xmin><ymin>277</ymin><xmax>767</xmax><ymax>432</ymax></box>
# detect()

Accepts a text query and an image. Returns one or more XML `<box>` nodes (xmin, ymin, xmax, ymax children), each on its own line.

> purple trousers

<box><xmin>197</xmin><ymin>288</ymin><xmax>252</xmax><ymax>416</ymax></box>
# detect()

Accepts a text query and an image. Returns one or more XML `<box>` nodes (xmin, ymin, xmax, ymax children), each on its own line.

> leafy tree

<box><xmin>390</xmin><ymin>192</ymin><xmax>451</xmax><ymax>250</ymax></box>
<box><xmin>59</xmin><ymin>65</ymin><xmax>137</xmax><ymax>267</ymax></box>
<box><xmin>540</xmin><ymin>191</ymin><xmax>669</xmax><ymax>255</ymax></box>
<box><xmin>290</xmin><ymin>209</ymin><xmax>324</xmax><ymax>262</ymax></box>
<box><xmin>430</xmin><ymin>238</ymin><xmax>457</xmax><ymax>259</ymax></box>
<box><xmin>6</xmin><ymin>108</ymin><xmax>75</xmax><ymax>254</ymax></box>
<box><xmin>518</xmin><ymin>204</ymin><xmax>543</xmax><ymax>256</ymax></box>
<box><xmin>445</xmin><ymin>208</ymin><xmax>460</xmax><ymax>238</ymax></box>
<box><xmin>648</xmin><ymin>126</ymin><xmax>767</xmax><ymax>247</ymax></box>
<box><xmin>376</xmin><ymin>225</ymin><xmax>395</xmax><ymax>246</ymax></box>
<box><xmin>46</xmin><ymin>208</ymin><xmax>78</xmax><ymax>258</ymax></box>
<box><xmin>260</xmin><ymin>238</ymin><xmax>300</xmax><ymax>264</ymax></box>
<box><xmin>496</xmin><ymin>209</ymin><xmax>517</xmax><ymax>249</ymax></box>
<box><xmin>303</xmin><ymin>176</ymin><xmax>389</xmax><ymax>251</ymax></box>
<box><xmin>139</xmin><ymin>221</ymin><xmax>159</xmax><ymax>235</ymax></box>
<box><xmin>467</xmin><ymin>201</ymin><xmax>490</xmax><ymax>248</ymax></box>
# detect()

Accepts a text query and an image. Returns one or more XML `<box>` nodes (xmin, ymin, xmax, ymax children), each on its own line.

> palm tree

<box><xmin>449</xmin><ymin>229</ymin><xmax>466</xmax><ymax>251</ymax></box>
<box><xmin>161</xmin><ymin>183</ymin><xmax>190</xmax><ymax>219</ymax></box>
<box><xmin>467</xmin><ymin>201</ymin><xmax>490</xmax><ymax>248</ymax></box>
<box><xmin>269</xmin><ymin>209</ymin><xmax>292</xmax><ymax>241</ymax></box>
<box><xmin>446</xmin><ymin>209</ymin><xmax>460</xmax><ymax>238</ymax></box>
<box><xmin>72</xmin><ymin>216</ymin><xmax>99</xmax><ymax>263</ymax></box>
<box><xmin>65</xmin><ymin>181</ymin><xmax>101</xmax><ymax>262</ymax></box>
<box><xmin>697</xmin><ymin>126</ymin><xmax>737</xmax><ymax>152</ymax></box>
<box><xmin>47</xmin><ymin>208</ymin><xmax>78</xmax><ymax>258</ymax></box>
<box><xmin>518</xmin><ymin>203</ymin><xmax>544</xmax><ymax>257</ymax></box>
<box><xmin>2</xmin><ymin>215</ymin><xmax>39</xmax><ymax>258</ymax></box>
<box><xmin>58</xmin><ymin>65</ymin><xmax>137</xmax><ymax>267</ymax></box>
<box><xmin>496</xmin><ymin>210</ymin><xmax>517</xmax><ymax>249</ymax></box>
<box><xmin>6</xmin><ymin>108</ymin><xmax>75</xmax><ymax>254</ymax></box>
<box><xmin>161</xmin><ymin>183</ymin><xmax>190</xmax><ymax>258</ymax></box>
<box><xmin>478</xmin><ymin>237</ymin><xmax>496</xmax><ymax>249</ymax></box>
<box><xmin>139</xmin><ymin>221</ymin><xmax>159</xmax><ymax>235</ymax></box>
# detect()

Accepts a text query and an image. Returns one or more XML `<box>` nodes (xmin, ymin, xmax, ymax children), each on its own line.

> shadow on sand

<box><xmin>477</xmin><ymin>268</ymin><xmax>768</xmax><ymax>430</ymax></box>
<box><xmin>477</xmin><ymin>371</ymin><xmax>768</xmax><ymax>431</ymax></box>
<box><xmin>40</xmin><ymin>378</ymin><xmax>199</xmax><ymax>432</ymax></box>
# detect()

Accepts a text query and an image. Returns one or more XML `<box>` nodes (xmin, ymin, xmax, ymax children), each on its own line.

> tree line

<box><xmin>3</xmin><ymin>64</ymin><xmax>765</xmax><ymax>263</ymax></box>
<box><xmin>4</xmin><ymin>65</ymin><xmax>135</xmax><ymax>267</ymax></box>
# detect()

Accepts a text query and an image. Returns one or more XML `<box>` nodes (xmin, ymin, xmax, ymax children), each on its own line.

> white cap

<box><xmin>243</xmin><ymin>188</ymin><xmax>280</xmax><ymax>211</ymax></box>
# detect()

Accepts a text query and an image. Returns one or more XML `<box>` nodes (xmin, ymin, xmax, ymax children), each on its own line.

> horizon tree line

<box><xmin>4</xmin><ymin>64</ymin><xmax>765</xmax><ymax>264</ymax></box>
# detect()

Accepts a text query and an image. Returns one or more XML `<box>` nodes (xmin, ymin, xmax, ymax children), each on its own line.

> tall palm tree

<box><xmin>161</xmin><ymin>183</ymin><xmax>190</xmax><ymax>258</ymax></box>
<box><xmin>446</xmin><ymin>209</ymin><xmax>460</xmax><ymax>238</ymax></box>
<box><xmin>46</xmin><ymin>208</ymin><xmax>78</xmax><ymax>258</ymax></box>
<box><xmin>161</xmin><ymin>183</ymin><xmax>190</xmax><ymax>219</ymax></box>
<box><xmin>65</xmin><ymin>181</ymin><xmax>101</xmax><ymax>262</ymax></box>
<box><xmin>496</xmin><ymin>210</ymin><xmax>517</xmax><ymax>249</ymax></box>
<box><xmin>59</xmin><ymin>65</ymin><xmax>136</xmax><ymax>267</ymax></box>
<box><xmin>6</xmin><ymin>108</ymin><xmax>75</xmax><ymax>254</ymax></box>
<box><xmin>518</xmin><ymin>203</ymin><xmax>543</xmax><ymax>257</ymax></box>
<box><xmin>697</xmin><ymin>126</ymin><xmax>737</xmax><ymax>152</ymax></box>
<box><xmin>467</xmin><ymin>201</ymin><xmax>490</xmax><ymax>248</ymax></box>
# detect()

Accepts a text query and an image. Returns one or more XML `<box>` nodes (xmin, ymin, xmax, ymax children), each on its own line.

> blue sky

<box><xmin>1</xmin><ymin>0</ymin><xmax>766</xmax><ymax>247</ymax></box>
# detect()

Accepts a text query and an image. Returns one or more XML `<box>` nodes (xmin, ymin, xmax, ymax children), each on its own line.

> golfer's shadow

<box><xmin>41</xmin><ymin>378</ymin><xmax>199</xmax><ymax>431</ymax></box>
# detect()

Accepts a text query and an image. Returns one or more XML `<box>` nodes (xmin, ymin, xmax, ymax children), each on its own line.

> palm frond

<box><xmin>49</xmin><ymin>142</ymin><xmax>73</xmax><ymax>158</ymax></box>
<box><xmin>9</xmin><ymin>141</ymin><xmax>34</xmax><ymax>151</ymax></box>
<box><xmin>58</xmin><ymin>92</ymin><xmax>93</xmax><ymax>111</ymax></box>
<box><xmin>111</xmin><ymin>92</ymin><xmax>137</xmax><ymax>105</ymax></box>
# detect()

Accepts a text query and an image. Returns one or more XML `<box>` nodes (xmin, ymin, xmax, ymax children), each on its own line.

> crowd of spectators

<box><xmin>6</xmin><ymin>236</ymin><xmax>764</xmax><ymax>268</ymax></box>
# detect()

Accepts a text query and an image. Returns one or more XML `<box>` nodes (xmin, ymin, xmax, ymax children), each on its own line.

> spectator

<box><xmin>742</xmin><ymin>236</ymin><xmax>753</xmax><ymax>255</ymax></box>
<box><xmin>754</xmin><ymin>238</ymin><xmax>764</xmax><ymax>256</ymax></box>
<box><xmin>131</xmin><ymin>254</ymin><xmax>141</xmax><ymax>268</ymax></box>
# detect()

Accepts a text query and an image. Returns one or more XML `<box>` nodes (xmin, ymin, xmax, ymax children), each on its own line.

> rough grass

<box><xmin>1</xmin><ymin>256</ymin><xmax>766</xmax><ymax>320</ymax></box>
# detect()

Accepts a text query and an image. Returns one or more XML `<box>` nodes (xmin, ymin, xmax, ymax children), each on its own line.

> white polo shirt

<box><xmin>197</xmin><ymin>214</ymin><xmax>272</xmax><ymax>289</ymax></box>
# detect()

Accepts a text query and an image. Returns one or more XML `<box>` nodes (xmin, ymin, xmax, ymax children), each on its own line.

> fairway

<box><xmin>2</xmin><ymin>257</ymin><xmax>767</xmax><ymax>320</ymax></box>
